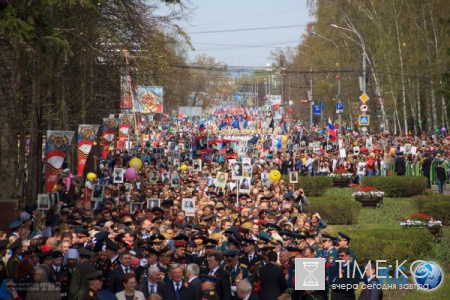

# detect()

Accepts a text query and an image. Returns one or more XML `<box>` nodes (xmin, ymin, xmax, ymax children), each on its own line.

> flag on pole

<box><xmin>328</xmin><ymin>118</ymin><xmax>336</xmax><ymax>141</ymax></box>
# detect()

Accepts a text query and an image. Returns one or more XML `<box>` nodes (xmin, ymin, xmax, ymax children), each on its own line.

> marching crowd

<box><xmin>1</xmin><ymin>108</ymin><xmax>447</xmax><ymax>300</ymax></box>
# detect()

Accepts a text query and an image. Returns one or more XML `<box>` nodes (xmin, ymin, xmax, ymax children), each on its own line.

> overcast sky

<box><xmin>182</xmin><ymin>0</ymin><xmax>314</xmax><ymax>68</ymax></box>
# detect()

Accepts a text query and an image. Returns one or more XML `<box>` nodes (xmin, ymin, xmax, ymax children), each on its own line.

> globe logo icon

<box><xmin>413</xmin><ymin>261</ymin><xmax>443</xmax><ymax>290</ymax></box>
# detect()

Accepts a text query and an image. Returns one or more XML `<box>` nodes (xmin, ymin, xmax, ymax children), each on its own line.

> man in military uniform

<box><xmin>251</xmin><ymin>246</ymin><xmax>273</xmax><ymax>295</ymax></box>
<box><xmin>171</xmin><ymin>240</ymin><xmax>193</xmax><ymax>265</ymax></box>
<box><xmin>6</xmin><ymin>238</ymin><xmax>22</xmax><ymax>280</ymax></box>
<box><xmin>102</xmin><ymin>238</ymin><xmax>121</xmax><ymax>288</ymax></box>
<box><xmin>51</xmin><ymin>251</ymin><xmax>70</xmax><ymax>299</ymax></box>
<box><xmin>149</xmin><ymin>233</ymin><xmax>165</xmax><ymax>252</ymax></box>
<box><xmin>200</xmin><ymin>274</ymin><xmax>220</xmax><ymax>300</ymax></box>
<box><xmin>322</xmin><ymin>234</ymin><xmax>338</xmax><ymax>299</ymax></box>
<box><xmin>157</xmin><ymin>246</ymin><xmax>171</xmax><ymax>283</ymax></box>
<box><xmin>69</xmin><ymin>248</ymin><xmax>98</xmax><ymax>300</ymax></box>
<box><xmin>224</xmin><ymin>250</ymin><xmax>250</xmax><ymax>300</ymax></box>
<box><xmin>306</xmin><ymin>232</ymin><xmax>322</xmax><ymax>257</ymax></box>
<box><xmin>337</xmin><ymin>232</ymin><xmax>355</xmax><ymax>262</ymax></box>
<box><xmin>195</xmin><ymin>238</ymin><xmax>217</xmax><ymax>274</ymax></box>
<box><xmin>239</xmin><ymin>238</ymin><xmax>262</xmax><ymax>271</ymax></box>
<box><xmin>80</xmin><ymin>271</ymin><xmax>103</xmax><ymax>300</ymax></box>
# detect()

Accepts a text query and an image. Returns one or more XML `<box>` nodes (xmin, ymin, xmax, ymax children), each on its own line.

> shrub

<box><xmin>361</xmin><ymin>176</ymin><xmax>427</xmax><ymax>197</ymax></box>
<box><xmin>297</xmin><ymin>176</ymin><xmax>333</xmax><ymax>197</ymax></box>
<box><xmin>411</xmin><ymin>195</ymin><xmax>450</xmax><ymax>225</ymax></box>
<box><xmin>345</xmin><ymin>228</ymin><xmax>434</xmax><ymax>267</ymax></box>
<box><xmin>305</xmin><ymin>197</ymin><xmax>361</xmax><ymax>225</ymax></box>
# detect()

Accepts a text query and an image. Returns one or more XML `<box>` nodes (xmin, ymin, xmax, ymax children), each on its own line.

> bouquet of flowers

<box><xmin>400</xmin><ymin>213</ymin><xmax>443</xmax><ymax>228</ymax></box>
<box><xmin>328</xmin><ymin>170</ymin><xmax>353</xmax><ymax>180</ymax></box>
<box><xmin>351</xmin><ymin>186</ymin><xmax>384</xmax><ymax>199</ymax></box>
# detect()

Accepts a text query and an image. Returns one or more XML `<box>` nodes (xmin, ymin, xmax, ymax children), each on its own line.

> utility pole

<box><xmin>309</xmin><ymin>78</ymin><xmax>313</xmax><ymax>126</ymax></box>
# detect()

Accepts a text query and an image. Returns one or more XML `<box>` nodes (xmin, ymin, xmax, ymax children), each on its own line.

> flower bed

<box><xmin>400</xmin><ymin>213</ymin><xmax>443</xmax><ymax>228</ymax></box>
<box><xmin>352</xmin><ymin>186</ymin><xmax>384</xmax><ymax>207</ymax></box>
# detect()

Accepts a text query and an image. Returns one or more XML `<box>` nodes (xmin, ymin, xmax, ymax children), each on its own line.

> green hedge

<box><xmin>412</xmin><ymin>195</ymin><xmax>450</xmax><ymax>225</ymax></box>
<box><xmin>361</xmin><ymin>176</ymin><xmax>428</xmax><ymax>197</ymax></box>
<box><xmin>345</xmin><ymin>228</ymin><xmax>434</xmax><ymax>266</ymax></box>
<box><xmin>297</xmin><ymin>176</ymin><xmax>333</xmax><ymax>196</ymax></box>
<box><xmin>305</xmin><ymin>197</ymin><xmax>361</xmax><ymax>225</ymax></box>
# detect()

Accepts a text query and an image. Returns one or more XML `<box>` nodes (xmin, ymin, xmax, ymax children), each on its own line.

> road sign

<box><xmin>359</xmin><ymin>93</ymin><xmax>370</xmax><ymax>103</ymax></box>
<box><xmin>360</xmin><ymin>104</ymin><xmax>368</xmax><ymax>112</ymax></box>
<box><xmin>358</xmin><ymin>115</ymin><xmax>370</xmax><ymax>126</ymax></box>
<box><xmin>361</xmin><ymin>126</ymin><xmax>368</xmax><ymax>131</ymax></box>
<box><xmin>319</xmin><ymin>102</ymin><xmax>325</xmax><ymax>109</ymax></box>
<box><xmin>313</xmin><ymin>105</ymin><xmax>321</xmax><ymax>115</ymax></box>
<box><xmin>336</xmin><ymin>102</ymin><xmax>344</xmax><ymax>114</ymax></box>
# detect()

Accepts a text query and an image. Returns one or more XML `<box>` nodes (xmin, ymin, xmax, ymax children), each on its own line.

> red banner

<box><xmin>118</xmin><ymin>114</ymin><xmax>134</xmax><ymax>150</ymax></box>
<box><xmin>77</xmin><ymin>125</ymin><xmax>100</xmax><ymax>177</ymax></box>
<box><xmin>45</xmin><ymin>131</ymin><xmax>75</xmax><ymax>193</ymax></box>
<box><xmin>102</xmin><ymin>118</ymin><xmax>118</xmax><ymax>160</ymax></box>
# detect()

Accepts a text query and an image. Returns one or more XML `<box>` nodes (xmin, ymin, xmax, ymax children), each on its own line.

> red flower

<box><xmin>41</xmin><ymin>245</ymin><xmax>51</xmax><ymax>252</ymax></box>
<box><xmin>411</xmin><ymin>213</ymin><xmax>431</xmax><ymax>220</ymax></box>
<box><xmin>333</xmin><ymin>169</ymin><xmax>347</xmax><ymax>174</ymax></box>
<box><xmin>357</xmin><ymin>186</ymin><xmax>379</xmax><ymax>192</ymax></box>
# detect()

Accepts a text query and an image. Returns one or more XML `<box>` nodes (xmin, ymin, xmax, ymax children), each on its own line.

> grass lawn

<box><xmin>309</xmin><ymin>193</ymin><xmax>450</xmax><ymax>299</ymax></box>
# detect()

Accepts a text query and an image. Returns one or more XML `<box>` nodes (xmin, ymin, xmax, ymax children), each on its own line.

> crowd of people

<box><xmin>1</xmin><ymin>105</ymin><xmax>445</xmax><ymax>300</ymax></box>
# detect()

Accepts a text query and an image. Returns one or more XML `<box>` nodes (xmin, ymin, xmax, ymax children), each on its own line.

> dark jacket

<box><xmin>212</xmin><ymin>268</ymin><xmax>232</xmax><ymax>300</ymax></box>
<box><xmin>395</xmin><ymin>156</ymin><xmax>406</xmax><ymax>175</ymax></box>
<box><xmin>107</xmin><ymin>265</ymin><xmax>135</xmax><ymax>294</ymax></box>
<box><xmin>159</xmin><ymin>280</ymin><xmax>197</xmax><ymax>300</ymax></box>
<box><xmin>259</xmin><ymin>263</ymin><xmax>287</xmax><ymax>300</ymax></box>
<box><xmin>437</xmin><ymin>165</ymin><xmax>447</xmax><ymax>182</ymax></box>
<box><xmin>69</xmin><ymin>261</ymin><xmax>97</xmax><ymax>300</ymax></box>
<box><xmin>138</xmin><ymin>280</ymin><xmax>166</xmax><ymax>299</ymax></box>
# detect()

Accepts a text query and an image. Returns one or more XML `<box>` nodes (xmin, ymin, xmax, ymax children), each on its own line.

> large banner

<box><xmin>45</xmin><ymin>131</ymin><xmax>75</xmax><ymax>193</ymax></box>
<box><xmin>265</xmin><ymin>95</ymin><xmax>282</xmax><ymax>106</ymax></box>
<box><xmin>135</xmin><ymin>86</ymin><xmax>163</xmax><ymax>113</ymax></box>
<box><xmin>121</xmin><ymin>74</ymin><xmax>133</xmax><ymax>109</ymax></box>
<box><xmin>118</xmin><ymin>114</ymin><xmax>134</xmax><ymax>150</ymax></box>
<box><xmin>102</xmin><ymin>118</ymin><xmax>118</xmax><ymax>160</ymax></box>
<box><xmin>77</xmin><ymin>125</ymin><xmax>100</xmax><ymax>177</ymax></box>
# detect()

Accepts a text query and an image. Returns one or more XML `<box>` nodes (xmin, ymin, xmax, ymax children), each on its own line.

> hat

<box><xmin>75</xmin><ymin>227</ymin><xmax>88</xmax><ymax>237</ymax></box>
<box><xmin>286</xmin><ymin>246</ymin><xmax>302</xmax><ymax>258</ymax></box>
<box><xmin>203</xmin><ymin>238</ymin><xmax>218</xmax><ymax>248</ymax></box>
<box><xmin>200</xmin><ymin>274</ymin><xmax>218</xmax><ymax>284</ymax></box>
<box><xmin>293</xmin><ymin>232</ymin><xmax>306</xmax><ymax>243</ymax></box>
<box><xmin>279</xmin><ymin>231</ymin><xmax>293</xmax><ymax>241</ymax></box>
<box><xmin>227</xmin><ymin>236</ymin><xmax>240</xmax><ymax>246</ymax></box>
<box><xmin>8</xmin><ymin>238</ymin><xmax>22</xmax><ymax>250</ymax></box>
<box><xmin>201</xmin><ymin>214</ymin><xmax>214</xmax><ymax>221</ymax></box>
<box><xmin>94</xmin><ymin>231</ymin><xmax>109</xmax><ymax>243</ymax></box>
<box><xmin>173</xmin><ymin>234</ymin><xmax>189</xmax><ymax>242</ymax></box>
<box><xmin>338</xmin><ymin>232</ymin><xmax>351</xmax><ymax>242</ymax></box>
<box><xmin>151</xmin><ymin>207</ymin><xmax>164</xmax><ymax>215</ymax></box>
<box><xmin>66</xmin><ymin>249</ymin><xmax>79</xmax><ymax>259</ymax></box>
<box><xmin>39</xmin><ymin>251</ymin><xmax>53</xmax><ymax>260</ymax></box>
<box><xmin>223</xmin><ymin>249</ymin><xmax>240</xmax><ymax>257</ymax></box>
<box><xmin>174</xmin><ymin>222</ymin><xmax>186</xmax><ymax>229</ymax></box>
<box><xmin>241</xmin><ymin>238</ymin><xmax>255</xmax><ymax>247</ymax></box>
<box><xmin>78</xmin><ymin>247</ymin><xmax>94</xmax><ymax>257</ymax></box>
<box><xmin>258</xmin><ymin>231</ymin><xmax>271</xmax><ymax>243</ymax></box>
<box><xmin>0</xmin><ymin>239</ymin><xmax>8</xmax><ymax>249</ymax></box>
<box><xmin>259</xmin><ymin>245</ymin><xmax>275</xmax><ymax>253</ymax></box>
<box><xmin>105</xmin><ymin>238</ymin><xmax>121</xmax><ymax>251</ymax></box>
<box><xmin>264</xmin><ymin>222</ymin><xmax>281</xmax><ymax>232</ymax></box>
<box><xmin>152</xmin><ymin>215</ymin><xmax>164</xmax><ymax>224</ymax></box>
<box><xmin>174</xmin><ymin>240</ymin><xmax>187</xmax><ymax>248</ymax></box>
<box><xmin>224</xmin><ymin>227</ymin><xmax>235</xmax><ymax>235</ymax></box>
<box><xmin>241</xmin><ymin>222</ymin><xmax>253</xmax><ymax>230</ymax></box>
<box><xmin>158</xmin><ymin>245</ymin><xmax>171</xmax><ymax>256</ymax></box>
<box><xmin>52</xmin><ymin>251</ymin><xmax>63</xmax><ymax>259</ymax></box>
<box><xmin>9</xmin><ymin>219</ymin><xmax>23</xmax><ymax>229</ymax></box>
<box><xmin>149</xmin><ymin>234</ymin><xmax>165</xmax><ymax>244</ymax></box>
<box><xmin>321</xmin><ymin>234</ymin><xmax>335</xmax><ymax>242</ymax></box>
<box><xmin>20</xmin><ymin>212</ymin><xmax>30</xmax><ymax>221</ymax></box>
<box><xmin>86</xmin><ymin>271</ymin><xmax>103</xmax><ymax>281</ymax></box>
<box><xmin>269</xmin><ymin>234</ymin><xmax>283</xmax><ymax>245</ymax></box>
<box><xmin>26</xmin><ymin>204</ymin><xmax>38</xmax><ymax>214</ymax></box>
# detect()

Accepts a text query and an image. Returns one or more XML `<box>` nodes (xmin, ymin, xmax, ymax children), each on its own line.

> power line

<box><xmin>187</xmin><ymin>24</ymin><xmax>308</xmax><ymax>34</ymax></box>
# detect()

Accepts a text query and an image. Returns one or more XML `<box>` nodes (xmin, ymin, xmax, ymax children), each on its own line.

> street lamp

<box><xmin>311</xmin><ymin>30</ymin><xmax>342</xmax><ymax>134</ymax></box>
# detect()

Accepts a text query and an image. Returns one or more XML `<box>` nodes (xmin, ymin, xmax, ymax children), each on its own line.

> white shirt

<box><xmin>209</xmin><ymin>266</ymin><xmax>219</xmax><ymax>275</ymax></box>
<box><xmin>173</xmin><ymin>281</ymin><xmax>183</xmax><ymax>291</ymax></box>
<box><xmin>148</xmin><ymin>281</ymin><xmax>158</xmax><ymax>293</ymax></box>
<box><xmin>111</xmin><ymin>255</ymin><xmax>119</xmax><ymax>264</ymax></box>
<box><xmin>122</xmin><ymin>265</ymin><xmax>130</xmax><ymax>273</ymax></box>
<box><xmin>188</xmin><ymin>276</ymin><xmax>198</xmax><ymax>283</ymax></box>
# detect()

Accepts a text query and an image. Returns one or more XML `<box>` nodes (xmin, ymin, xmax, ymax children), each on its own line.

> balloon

<box><xmin>282</xmin><ymin>135</ymin><xmax>289</xmax><ymax>142</ymax></box>
<box><xmin>346</xmin><ymin>133</ymin><xmax>350</xmax><ymax>137</ymax></box>
<box><xmin>53</xmin><ymin>184</ymin><xmax>58</xmax><ymax>191</ymax></box>
<box><xmin>441</xmin><ymin>127</ymin><xmax>447</xmax><ymax>133</ymax></box>
<box><xmin>256</xmin><ymin>145</ymin><xmax>261</xmax><ymax>150</ymax></box>
<box><xmin>288</xmin><ymin>109</ymin><xmax>293</xmax><ymax>114</ymax></box>
<box><xmin>130</xmin><ymin>158</ymin><xmax>143</xmax><ymax>170</ymax></box>
<box><xmin>87</xmin><ymin>172</ymin><xmax>97</xmax><ymax>181</ymax></box>
<box><xmin>318</xmin><ymin>130</ymin><xmax>323</xmax><ymax>134</ymax></box>
<box><xmin>125</xmin><ymin>168</ymin><xmax>138</xmax><ymax>181</ymax></box>
<box><xmin>269</xmin><ymin>170</ymin><xmax>281</xmax><ymax>181</ymax></box>
<box><xmin>154</xmin><ymin>141</ymin><xmax>159</xmax><ymax>147</ymax></box>
<box><xmin>273</xmin><ymin>103</ymin><xmax>280</xmax><ymax>111</ymax></box>
<box><xmin>180</xmin><ymin>165</ymin><xmax>187</xmax><ymax>171</ymax></box>
<box><xmin>402</xmin><ymin>42</ymin><xmax>406</xmax><ymax>47</ymax></box>
<box><xmin>277</xmin><ymin>140</ymin><xmax>281</xmax><ymax>147</ymax></box>
<box><xmin>390</xmin><ymin>147</ymin><xmax>397</xmax><ymax>156</ymax></box>
<box><xmin>354</xmin><ymin>132</ymin><xmax>359</xmax><ymax>137</ymax></box>
<box><xmin>435</xmin><ymin>128</ymin><xmax>440</xmax><ymax>133</ymax></box>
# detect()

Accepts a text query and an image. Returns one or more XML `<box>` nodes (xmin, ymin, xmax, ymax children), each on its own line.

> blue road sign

<box><xmin>358</xmin><ymin>115</ymin><xmax>370</xmax><ymax>126</ymax></box>
<box><xmin>319</xmin><ymin>102</ymin><xmax>325</xmax><ymax>109</ymax></box>
<box><xmin>313</xmin><ymin>105</ymin><xmax>321</xmax><ymax>115</ymax></box>
<box><xmin>336</xmin><ymin>102</ymin><xmax>344</xmax><ymax>114</ymax></box>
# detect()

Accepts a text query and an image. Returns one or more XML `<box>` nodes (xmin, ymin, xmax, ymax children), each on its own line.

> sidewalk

<box><xmin>430</xmin><ymin>185</ymin><xmax>450</xmax><ymax>195</ymax></box>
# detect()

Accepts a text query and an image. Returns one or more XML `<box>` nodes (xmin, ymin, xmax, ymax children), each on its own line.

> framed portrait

<box><xmin>146</xmin><ymin>198</ymin><xmax>160</xmax><ymax>210</ymax></box>
<box><xmin>167</xmin><ymin>158</ymin><xmax>173</xmax><ymax>168</ymax></box>
<box><xmin>182</xmin><ymin>198</ymin><xmax>195</xmax><ymax>217</ymax></box>
<box><xmin>150</xmin><ymin>171</ymin><xmax>159</xmax><ymax>183</ymax></box>
<box><xmin>177</xmin><ymin>143</ymin><xmax>184</xmax><ymax>151</ymax></box>
<box><xmin>173</xmin><ymin>150</ymin><xmax>181</xmax><ymax>159</ymax></box>
<box><xmin>130</xmin><ymin>202</ymin><xmax>143</xmax><ymax>214</ymax></box>
<box><xmin>231</xmin><ymin>162</ymin><xmax>243</xmax><ymax>180</ymax></box>
<box><xmin>239</xmin><ymin>177</ymin><xmax>251</xmax><ymax>194</ymax></box>
<box><xmin>168</xmin><ymin>142</ymin><xmax>176</xmax><ymax>152</ymax></box>
<box><xmin>289</xmin><ymin>171</ymin><xmax>298</xmax><ymax>184</ymax></box>
<box><xmin>353</xmin><ymin>146</ymin><xmax>360</xmax><ymax>156</ymax></box>
<box><xmin>37</xmin><ymin>194</ymin><xmax>50</xmax><ymax>210</ymax></box>
<box><xmin>193</xmin><ymin>159</ymin><xmax>202</xmax><ymax>171</ymax></box>
<box><xmin>214</xmin><ymin>171</ymin><xmax>227</xmax><ymax>188</ymax></box>
<box><xmin>113</xmin><ymin>168</ymin><xmax>124</xmax><ymax>184</ymax></box>
<box><xmin>171</xmin><ymin>173</ymin><xmax>180</xmax><ymax>188</ymax></box>
<box><xmin>48</xmin><ymin>192</ymin><xmax>60</xmax><ymax>208</ymax></box>
<box><xmin>211</xmin><ymin>154</ymin><xmax>220</xmax><ymax>165</ymax></box>
<box><xmin>91</xmin><ymin>184</ymin><xmax>105</xmax><ymax>202</ymax></box>
<box><xmin>154</xmin><ymin>153</ymin><xmax>161</xmax><ymax>159</ymax></box>
<box><xmin>261</xmin><ymin>173</ymin><xmax>270</xmax><ymax>188</ymax></box>
<box><xmin>161</xmin><ymin>173</ymin><xmax>171</xmax><ymax>184</ymax></box>
<box><xmin>185</xmin><ymin>142</ymin><xmax>192</xmax><ymax>151</ymax></box>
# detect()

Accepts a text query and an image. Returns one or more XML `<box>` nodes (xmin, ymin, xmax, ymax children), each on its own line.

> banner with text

<box><xmin>118</xmin><ymin>114</ymin><xmax>134</xmax><ymax>150</ymax></box>
<box><xmin>135</xmin><ymin>86</ymin><xmax>163</xmax><ymax>113</ymax></box>
<box><xmin>77</xmin><ymin>125</ymin><xmax>100</xmax><ymax>177</ymax></box>
<box><xmin>45</xmin><ymin>131</ymin><xmax>75</xmax><ymax>193</ymax></box>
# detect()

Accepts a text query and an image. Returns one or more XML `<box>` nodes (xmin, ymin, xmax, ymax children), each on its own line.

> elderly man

<box><xmin>159</xmin><ymin>264</ymin><xmax>197</xmax><ymax>300</ymax></box>
<box><xmin>186</xmin><ymin>263</ymin><xmax>202</xmax><ymax>299</ymax></box>
<box><xmin>138</xmin><ymin>265</ymin><xmax>166</xmax><ymax>298</ymax></box>
<box><xmin>27</xmin><ymin>264</ymin><xmax>61</xmax><ymax>300</ymax></box>
<box><xmin>236</xmin><ymin>279</ymin><xmax>260</xmax><ymax>300</ymax></box>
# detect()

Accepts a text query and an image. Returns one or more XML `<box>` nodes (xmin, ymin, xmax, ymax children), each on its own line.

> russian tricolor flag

<box><xmin>328</xmin><ymin>118</ymin><xmax>336</xmax><ymax>141</ymax></box>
